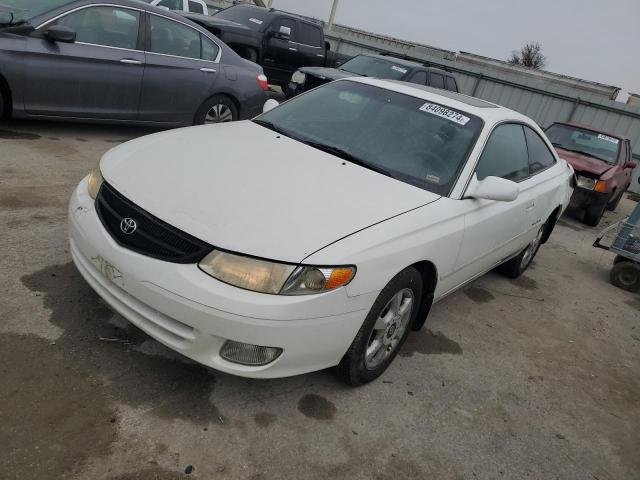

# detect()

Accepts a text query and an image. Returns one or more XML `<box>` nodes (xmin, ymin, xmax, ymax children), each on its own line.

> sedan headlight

<box><xmin>87</xmin><ymin>167</ymin><xmax>104</xmax><ymax>199</ymax></box>
<box><xmin>576</xmin><ymin>175</ymin><xmax>596</xmax><ymax>190</ymax></box>
<box><xmin>291</xmin><ymin>71</ymin><xmax>306</xmax><ymax>84</ymax></box>
<box><xmin>198</xmin><ymin>250</ymin><xmax>355</xmax><ymax>295</ymax></box>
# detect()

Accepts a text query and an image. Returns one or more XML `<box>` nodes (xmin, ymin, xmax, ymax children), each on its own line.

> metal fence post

<box><xmin>568</xmin><ymin>97</ymin><xmax>581</xmax><ymax>122</ymax></box>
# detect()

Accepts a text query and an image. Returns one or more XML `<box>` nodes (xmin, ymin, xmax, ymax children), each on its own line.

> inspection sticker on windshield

<box><xmin>419</xmin><ymin>103</ymin><xmax>470</xmax><ymax>125</ymax></box>
<box><xmin>249</xmin><ymin>17</ymin><xmax>263</xmax><ymax>25</ymax></box>
<box><xmin>391</xmin><ymin>66</ymin><xmax>408</xmax><ymax>74</ymax></box>
<box><xmin>597</xmin><ymin>134</ymin><xmax>619</xmax><ymax>144</ymax></box>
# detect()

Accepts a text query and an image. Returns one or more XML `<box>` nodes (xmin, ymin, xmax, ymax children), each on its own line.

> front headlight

<box><xmin>198</xmin><ymin>250</ymin><xmax>355</xmax><ymax>295</ymax></box>
<box><xmin>87</xmin><ymin>167</ymin><xmax>104</xmax><ymax>199</ymax></box>
<box><xmin>576</xmin><ymin>175</ymin><xmax>596</xmax><ymax>190</ymax></box>
<box><xmin>291</xmin><ymin>71</ymin><xmax>306</xmax><ymax>84</ymax></box>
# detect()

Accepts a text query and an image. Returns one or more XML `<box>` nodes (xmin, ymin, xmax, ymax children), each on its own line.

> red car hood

<box><xmin>556</xmin><ymin>148</ymin><xmax>613</xmax><ymax>176</ymax></box>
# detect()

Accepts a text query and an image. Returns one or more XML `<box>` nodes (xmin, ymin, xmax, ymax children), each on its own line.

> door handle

<box><xmin>120</xmin><ymin>58</ymin><xmax>142</xmax><ymax>65</ymax></box>
<box><xmin>525</xmin><ymin>202</ymin><xmax>535</xmax><ymax>212</ymax></box>
<box><xmin>288</xmin><ymin>47</ymin><xmax>297</xmax><ymax>52</ymax></box>
<box><xmin>200</xmin><ymin>67</ymin><xmax>217</xmax><ymax>73</ymax></box>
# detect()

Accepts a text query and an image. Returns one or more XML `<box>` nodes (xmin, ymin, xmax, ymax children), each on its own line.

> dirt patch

<box><xmin>76</xmin><ymin>137</ymin><xmax>88</xmax><ymax>142</ymax></box>
<box><xmin>0</xmin><ymin>333</ymin><xmax>117</xmax><ymax>480</ymax></box>
<box><xmin>109</xmin><ymin>466</ymin><xmax>189</xmax><ymax>480</ymax></box>
<box><xmin>464</xmin><ymin>286</ymin><xmax>495</xmax><ymax>303</ymax></box>
<box><xmin>0</xmin><ymin>129</ymin><xmax>41</xmax><ymax>140</ymax></box>
<box><xmin>400</xmin><ymin>329</ymin><xmax>463</xmax><ymax>357</ymax></box>
<box><xmin>625</xmin><ymin>299</ymin><xmax>640</xmax><ymax>312</ymax></box>
<box><xmin>254</xmin><ymin>411</ymin><xmax>277</xmax><ymax>427</ymax></box>
<box><xmin>512</xmin><ymin>275</ymin><xmax>538</xmax><ymax>291</ymax></box>
<box><xmin>0</xmin><ymin>189</ymin><xmax>63</xmax><ymax>209</ymax></box>
<box><xmin>297</xmin><ymin>394</ymin><xmax>336</xmax><ymax>420</ymax></box>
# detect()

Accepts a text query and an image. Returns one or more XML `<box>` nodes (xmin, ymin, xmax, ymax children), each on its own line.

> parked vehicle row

<box><xmin>0</xmin><ymin>0</ymin><xmax>268</xmax><ymax>125</ymax></box>
<box><xmin>69</xmin><ymin>78</ymin><xmax>574</xmax><ymax>385</ymax></box>
<box><xmin>183</xmin><ymin>4</ymin><xmax>352</xmax><ymax>87</ymax></box>
<box><xmin>287</xmin><ymin>53</ymin><xmax>459</xmax><ymax>98</ymax></box>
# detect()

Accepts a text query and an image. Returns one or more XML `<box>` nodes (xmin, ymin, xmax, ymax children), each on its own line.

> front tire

<box><xmin>584</xmin><ymin>202</ymin><xmax>606</xmax><ymax>226</ymax></box>
<box><xmin>497</xmin><ymin>224</ymin><xmax>545</xmax><ymax>278</ymax></box>
<box><xmin>336</xmin><ymin>268</ymin><xmax>423</xmax><ymax>386</ymax></box>
<box><xmin>610</xmin><ymin>261</ymin><xmax>640</xmax><ymax>292</ymax></box>
<box><xmin>194</xmin><ymin>95</ymin><xmax>238</xmax><ymax>125</ymax></box>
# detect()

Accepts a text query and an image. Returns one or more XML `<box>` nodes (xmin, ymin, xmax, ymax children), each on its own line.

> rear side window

<box><xmin>157</xmin><ymin>0</ymin><xmax>182</xmax><ymax>9</ymax></box>
<box><xmin>188</xmin><ymin>1</ymin><xmax>204</xmax><ymax>14</ymax></box>
<box><xmin>53</xmin><ymin>6</ymin><xmax>140</xmax><ymax>50</ymax></box>
<box><xmin>524</xmin><ymin>126</ymin><xmax>556</xmax><ymax>175</ymax></box>
<box><xmin>297</xmin><ymin>23</ymin><xmax>322</xmax><ymax>47</ymax></box>
<box><xmin>476</xmin><ymin>124</ymin><xmax>529</xmax><ymax>182</ymax></box>
<box><xmin>409</xmin><ymin>71</ymin><xmax>428</xmax><ymax>85</ymax></box>
<box><xmin>149</xmin><ymin>15</ymin><xmax>200</xmax><ymax>60</ymax></box>
<box><xmin>430</xmin><ymin>73</ymin><xmax>445</xmax><ymax>89</ymax></box>
<box><xmin>201</xmin><ymin>35</ymin><xmax>219</xmax><ymax>61</ymax></box>
<box><xmin>445</xmin><ymin>76</ymin><xmax>458</xmax><ymax>92</ymax></box>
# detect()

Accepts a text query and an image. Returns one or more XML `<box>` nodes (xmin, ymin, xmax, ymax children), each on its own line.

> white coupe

<box><xmin>69</xmin><ymin>78</ymin><xmax>573</xmax><ymax>385</ymax></box>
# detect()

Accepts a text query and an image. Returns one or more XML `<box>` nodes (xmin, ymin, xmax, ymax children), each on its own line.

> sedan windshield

<box><xmin>254</xmin><ymin>80</ymin><xmax>483</xmax><ymax>196</ymax></box>
<box><xmin>339</xmin><ymin>56</ymin><xmax>412</xmax><ymax>80</ymax></box>
<box><xmin>0</xmin><ymin>0</ymin><xmax>73</xmax><ymax>24</ymax></box>
<box><xmin>545</xmin><ymin>123</ymin><xmax>620</xmax><ymax>164</ymax></box>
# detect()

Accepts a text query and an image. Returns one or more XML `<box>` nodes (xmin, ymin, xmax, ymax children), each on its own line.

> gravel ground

<box><xmin>1</xmin><ymin>119</ymin><xmax>639</xmax><ymax>480</ymax></box>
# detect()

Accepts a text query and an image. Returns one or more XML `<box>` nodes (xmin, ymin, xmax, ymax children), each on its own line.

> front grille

<box><xmin>95</xmin><ymin>182</ymin><xmax>212</xmax><ymax>263</ymax></box>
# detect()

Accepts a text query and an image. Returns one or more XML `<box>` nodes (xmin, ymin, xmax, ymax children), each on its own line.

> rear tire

<box><xmin>193</xmin><ymin>95</ymin><xmax>238</xmax><ymax>125</ymax></box>
<box><xmin>497</xmin><ymin>224</ymin><xmax>545</xmax><ymax>278</ymax></box>
<box><xmin>610</xmin><ymin>261</ymin><xmax>640</xmax><ymax>292</ymax></box>
<box><xmin>336</xmin><ymin>267</ymin><xmax>423</xmax><ymax>386</ymax></box>
<box><xmin>584</xmin><ymin>203</ymin><xmax>606</xmax><ymax>227</ymax></box>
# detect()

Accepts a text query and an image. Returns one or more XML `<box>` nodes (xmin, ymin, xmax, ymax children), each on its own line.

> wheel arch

<box><xmin>0</xmin><ymin>72</ymin><xmax>12</xmax><ymax>118</ymax></box>
<box><xmin>194</xmin><ymin>92</ymin><xmax>241</xmax><ymax>124</ymax></box>
<box><xmin>541</xmin><ymin>205</ymin><xmax>562</xmax><ymax>244</ymax></box>
<box><xmin>407</xmin><ymin>260</ymin><xmax>438</xmax><ymax>331</ymax></box>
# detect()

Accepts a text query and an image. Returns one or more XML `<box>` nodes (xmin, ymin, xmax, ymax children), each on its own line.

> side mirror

<box><xmin>466</xmin><ymin>174</ymin><xmax>519</xmax><ymax>202</ymax></box>
<box><xmin>44</xmin><ymin>25</ymin><xmax>76</xmax><ymax>43</ymax></box>
<box><xmin>262</xmin><ymin>99</ymin><xmax>279</xmax><ymax>113</ymax></box>
<box><xmin>623</xmin><ymin>161</ymin><xmax>637</xmax><ymax>169</ymax></box>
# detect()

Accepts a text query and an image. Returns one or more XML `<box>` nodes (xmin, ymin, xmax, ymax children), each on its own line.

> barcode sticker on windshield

<box><xmin>249</xmin><ymin>17</ymin><xmax>263</xmax><ymax>25</ymax></box>
<box><xmin>391</xmin><ymin>66</ymin><xmax>408</xmax><ymax>74</ymax></box>
<box><xmin>419</xmin><ymin>103</ymin><xmax>470</xmax><ymax>125</ymax></box>
<box><xmin>597</xmin><ymin>134</ymin><xmax>619</xmax><ymax>144</ymax></box>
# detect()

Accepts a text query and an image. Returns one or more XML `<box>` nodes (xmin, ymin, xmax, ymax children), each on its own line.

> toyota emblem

<box><xmin>120</xmin><ymin>217</ymin><xmax>137</xmax><ymax>235</ymax></box>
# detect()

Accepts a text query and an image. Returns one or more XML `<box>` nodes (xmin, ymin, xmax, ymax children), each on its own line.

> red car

<box><xmin>545</xmin><ymin>122</ymin><xmax>636</xmax><ymax>226</ymax></box>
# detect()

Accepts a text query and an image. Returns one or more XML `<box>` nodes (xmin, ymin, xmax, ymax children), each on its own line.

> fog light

<box><xmin>220</xmin><ymin>340</ymin><xmax>282</xmax><ymax>366</ymax></box>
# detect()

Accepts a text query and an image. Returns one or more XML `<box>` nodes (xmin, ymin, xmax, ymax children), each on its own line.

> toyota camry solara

<box><xmin>69</xmin><ymin>78</ymin><xmax>574</xmax><ymax>385</ymax></box>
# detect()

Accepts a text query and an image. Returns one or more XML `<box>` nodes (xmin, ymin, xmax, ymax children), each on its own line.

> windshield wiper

<box><xmin>252</xmin><ymin>119</ymin><xmax>292</xmax><ymax>137</ymax></box>
<box><xmin>300</xmin><ymin>140</ymin><xmax>397</xmax><ymax>179</ymax></box>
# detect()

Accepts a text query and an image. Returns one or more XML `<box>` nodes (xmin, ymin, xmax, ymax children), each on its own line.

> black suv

<box><xmin>287</xmin><ymin>54</ymin><xmax>459</xmax><ymax>97</ymax></box>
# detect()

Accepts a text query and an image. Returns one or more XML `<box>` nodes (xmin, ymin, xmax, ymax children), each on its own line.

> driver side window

<box><xmin>476</xmin><ymin>123</ymin><xmax>529</xmax><ymax>182</ymax></box>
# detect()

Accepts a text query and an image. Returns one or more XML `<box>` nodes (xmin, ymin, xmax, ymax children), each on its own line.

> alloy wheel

<box><xmin>205</xmin><ymin>104</ymin><xmax>234</xmax><ymax>123</ymax></box>
<box><xmin>521</xmin><ymin>226</ymin><xmax>544</xmax><ymax>270</ymax></box>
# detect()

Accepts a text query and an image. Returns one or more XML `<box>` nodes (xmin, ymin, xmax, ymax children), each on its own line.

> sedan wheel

<box><xmin>336</xmin><ymin>267</ymin><xmax>423</xmax><ymax>385</ymax></box>
<box><xmin>365</xmin><ymin>288</ymin><xmax>414</xmax><ymax>369</ymax></box>
<box><xmin>520</xmin><ymin>225</ymin><xmax>544</xmax><ymax>271</ymax></box>
<box><xmin>205</xmin><ymin>104</ymin><xmax>234</xmax><ymax>123</ymax></box>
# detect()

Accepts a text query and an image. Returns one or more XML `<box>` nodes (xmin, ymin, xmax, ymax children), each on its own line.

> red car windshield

<box><xmin>546</xmin><ymin>124</ymin><xmax>620</xmax><ymax>164</ymax></box>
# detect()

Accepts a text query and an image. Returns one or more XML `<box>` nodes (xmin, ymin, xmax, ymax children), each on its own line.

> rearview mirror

<box><xmin>44</xmin><ymin>25</ymin><xmax>76</xmax><ymax>43</ymax></box>
<box><xmin>262</xmin><ymin>99</ymin><xmax>279</xmax><ymax>113</ymax></box>
<box><xmin>466</xmin><ymin>174</ymin><xmax>519</xmax><ymax>202</ymax></box>
<box><xmin>623</xmin><ymin>161</ymin><xmax>637</xmax><ymax>169</ymax></box>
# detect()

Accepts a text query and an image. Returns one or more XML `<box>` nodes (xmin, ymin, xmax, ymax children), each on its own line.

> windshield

<box><xmin>255</xmin><ymin>81</ymin><xmax>483</xmax><ymax>196</ymax></box>
<box><xmin>545</xmin><ymin>123</ymin><xmax>620</xmax><ymax>164</ymax></box>
<box><xmin>0</xmin><ymin>0</ymin><xmax>73</xmax><ymax>24</ymax></box>
<box><xmin>338</xmin><ymin>56</ymin><xmax>412</xmax><ymax>80</ymax></box>
<box><xmin>215</xmin><ymin>5</ymin><xmax>268</xmax><ymax>30</ymax></box>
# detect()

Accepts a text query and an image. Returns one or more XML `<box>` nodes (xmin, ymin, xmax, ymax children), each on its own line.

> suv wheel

<box><xmin>336</xmin><ymin>267</ymin><xmax>423</xmax><ymax>386</ymax></box>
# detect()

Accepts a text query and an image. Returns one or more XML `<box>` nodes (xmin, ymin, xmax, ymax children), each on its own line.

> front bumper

<box><xmin>570</xmin><ymin>187</ymin><xmax>609</xmax><ymax>209</ymax></box>
<box><xmin>286</xmin><ymin>82</ymin><xmax>304</xmax><ymax>98</ymax></box>
<box><xmin>68</xmin><ymin>178</ymin><xmax>375</xmax><ymax>378</ymax></box>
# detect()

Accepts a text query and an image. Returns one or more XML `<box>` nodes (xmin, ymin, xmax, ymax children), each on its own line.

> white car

<box><xmin>68</xmin><ymin>78</ymin><xmax>573</xmax><ymax>385</ymax></box>
<box><xmin>141</xmin><ymin>0</ymin><xmax>209</xmax><ymax>15</ymax></box>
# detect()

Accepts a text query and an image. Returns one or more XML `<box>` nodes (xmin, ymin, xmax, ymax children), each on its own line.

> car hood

<box><xmin>555</xmin><ymin>147</ymin><xmax>614</xmax><ymax>176</ymax></box>
<box><xmin>298</xmin><ymin>66</ymin><xmax>358</xmax><ymax>81</ymax></box>
<box><xmin>100</xmin><ymin>122</ymin><xmax>439</xmax><ymax>263</ymax></box>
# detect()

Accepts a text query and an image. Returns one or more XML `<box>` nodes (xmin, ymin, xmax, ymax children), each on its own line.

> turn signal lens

<box><xmin>594</xmin><ymin>180</ymin><xmax>607</xmax><ymax>193</ymax></box>
<box><xmin>87</xmin><ymin>167</ymin><xmax>104</xmax><ymax>200</ymax></box>
<box><xmin>325</xmin><ymin>267</ymin><xmax>356</xmax><ymax>289</ymax></box>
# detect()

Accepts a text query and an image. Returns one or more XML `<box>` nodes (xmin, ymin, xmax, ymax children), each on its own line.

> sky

<box><xmin>270</xmin><ymin>0</ymin><xmax>639</xmax><ymax>102</ymax></box>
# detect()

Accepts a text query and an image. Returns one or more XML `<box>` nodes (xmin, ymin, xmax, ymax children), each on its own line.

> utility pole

<box><xmin>327</xmin><ymin>0</ymin><xmax>339</xmax><ymax>30</ymax></box>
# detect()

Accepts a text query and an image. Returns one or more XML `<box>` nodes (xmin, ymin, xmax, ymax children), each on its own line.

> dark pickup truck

<box><xmin>287</xmin><ymin>54</ymin><xmax>459</xmax><ymax>98</ymax></box>
<box><xmin>182</xmin><ymin>4</ymin><xmax>350</xmax><ymax>86</ymax></box>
